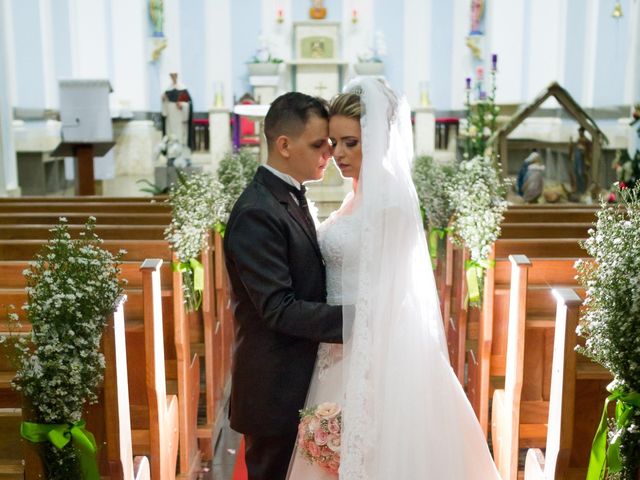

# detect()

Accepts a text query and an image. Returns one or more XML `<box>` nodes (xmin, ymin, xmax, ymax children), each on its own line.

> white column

<box><xmin>582</xmin><ymin>0</ymin><xmax>599</xmax><ymax>107</ymax></box>
<box><xmin>450</xmin><ymin>0</ymin><xmax>473</xmax><ymax>109</ymax></box>
<box><xmin>39</xmin><ymin>0</ymin><xmax>57</xmax><ymax>109</ymax></box>
<box><xmin>624</xmin><ymin>0</ymin><xmax>640</xmax><ymax>104</ymax></box>
<box><xmin>68</xmin><ymin>0</ymin><xmax>110</xmax><ymax>78</ymax></box>
<box><xmin>0</xmin><ymin>0</ymin><xmax>19</xmax><ymax>195</ymax></box>
<box><xmin>206</xmin><ymin>0</ymin><xmax>233</xmax><ymax>108</ymax></box>
<box><xmin>486</xmin><ymin>0</ymin><xmax>526</xmax><ymax>104</ymax></box>
<box><xmin>403</xmin><ymin>0</ymin><xmax>430</xmax><ymax>108</ymax></box>
<box><xmin>111</xmin><ymin>0</ymin><xmax>147</xmax><ymax>111</ymax></box>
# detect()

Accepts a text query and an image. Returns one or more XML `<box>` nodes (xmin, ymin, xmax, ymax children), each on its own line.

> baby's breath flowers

<box><xmin>576</xmin><ymin>185</ymin><xmax>640</xmax><ymax>480</ymax></box>
<box><xmin>3</xmin><ymin>217</ymin><xmax>125</xmax><ymax>479</ymax></box>
<box><xmin>447</xmin><ymin>155</ymin><xmax>509</xmax><ymax>306</ymax></box>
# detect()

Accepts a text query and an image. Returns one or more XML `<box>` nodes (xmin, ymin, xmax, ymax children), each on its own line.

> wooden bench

<box><xmin>0</xmin><ymin>212</ymin><xmax>227</xmax><ymax>461</ymax></box>
<box><xmin>1</xmin><ymin>296</ymin><xmax>151</xmax><ymax>480</ymax></box>
<box><xmin>523</xmin><ymin>288</ymin><xmax>610</xmax><ymax>480</ymax></box>
<box><xmin>0</xmin><ymin>212</ymin><xmax>171</xmax><ymax>225</ymax></box>
<box><xmin>0</xmin><ymin>239</ymin><xmax>202</xmax><ymax>479</ymax></box>
<box><xmin>490</xmin><ymin>258</ymin><xmax>588</xmax><ymax>480</ymax></box>
<box><xmin>0</xmin><ymin>202</ymin><xmax>170</xmax><ymax>214</ymax></box>
<box><xmin>0</xmin><ymin>225</ymin><xmax>166</xmax><ymax>240</ymax></box>
<box><xmin>471</xmin><ymin>248</ymin><xmax>586</xmax><ymax>435</ymax></box>
<box><xmin>0</xmin><ymin>196</ymin><xmax>167</xmax><ymax>203</ymax></box>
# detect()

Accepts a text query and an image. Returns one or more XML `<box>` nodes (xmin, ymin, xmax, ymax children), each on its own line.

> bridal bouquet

<box><xmin>298</xmin><ymin>402</ymin><xmax>342</xmax><ymax>475</ymax></box>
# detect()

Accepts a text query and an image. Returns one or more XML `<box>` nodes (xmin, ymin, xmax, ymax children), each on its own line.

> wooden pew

<box><xmin>0</xmin><ymin>214</ymin><xmax>225</xmax><ymax>462</ymax></box>
<box><xmin>0</xmin><ymin>225</ymin><xmax>166</xmax><ymax>240</ymax></box>
<box><xmin>0</xmin><ymin>212</ymin><xmax>171</xmax><ymax>225</ymax></box>
<box><xmin>491</xmin><ymin>258</ymin><xmax>585</xmax><ymax>480</ymax></box>
<box><xmin>500</xmin><ymin>224</ymin><xmax>591</xmax><ymax>239</ymax></box>
<box><xmin>0</xmin><ymin>196</ymin><xmax>167</xmax><ymax>203</ymax></box>
<box><xmin>0</xmin><ymin>202</ymin><xmax>170</xmax><ymax>214</ymax></box>
<box><xmin>1</xmin><ymin>296</ymin><xmax>151</xmax><ymax>480</ymax></box>
<box><xmin>524</xmin><ymin>288</ymin><xmax>610</xmax><ymax>480</ymax></box>
<box><xmin>131</xmin><ymin>260</ymin><xmax>180</xmax><ymax>479</ymax></box>
<box><xmin>0</xmin><ymin>239</ymin><xmax>202</xmax><ymax>479</ymax></box>
<box><xmin>471</xmin><ymin>248</ymin><xmax>586</xmax><ymax>435</ymax></box>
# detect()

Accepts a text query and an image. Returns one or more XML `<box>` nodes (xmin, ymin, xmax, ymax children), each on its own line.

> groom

<box><xmin>223</xmin><ymin>92</ymin><xmax>343</xmax><ymax>480</ymax></box>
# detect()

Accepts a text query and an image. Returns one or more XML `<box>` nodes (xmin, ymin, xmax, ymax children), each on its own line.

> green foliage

<box><xmin>576</xmin><ymin>185</ymin><xmax>640</xmax><ymax>479</ymax></box>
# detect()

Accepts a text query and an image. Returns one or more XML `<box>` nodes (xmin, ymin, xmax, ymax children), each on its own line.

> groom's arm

<box><xmin>225</xmin><ymin>206</ymin><xmax>343</xmax><ymax>344</ymax></box>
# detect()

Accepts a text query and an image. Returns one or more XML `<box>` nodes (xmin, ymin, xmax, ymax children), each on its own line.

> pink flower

<box><xmin>315</xmin><ymin>402</ymin><xmax>341</xmax><ymax>420</ymax></box>
<box><xmin>328</xmin><ymin>418</ymin><xmax>340</xmax><ymax>434</ymax></box>
<box><xmin>307</xmin><ymin>440</ymin><xmax>320</xmax><ymax>458</ymax></box>
<box><xmin>326</xmin><ymin>434</ymin><xmax>341</xmax><ymax>452</ymax></box>
<box><xmin>314</xmin><ymin>429</ymin><xmax>328</xmax><ymax>446</ymax></box>
<box><xmin>308</xmin><ymin>417</ymin><xmax>321</xmax><ymax>432</ymax></box>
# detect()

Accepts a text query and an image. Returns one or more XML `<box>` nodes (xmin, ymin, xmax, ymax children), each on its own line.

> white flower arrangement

<box><xmin>575</xmin><ymin>185</ymin><xmax>640</xmax><ymax>479</ymax></box>
<box><xmin>216</xmin><ymin>149</ymin><xmax>260</xmax><ymax>232</ymax></box>
<box><xmin>3</xmin><ymin>217</ymin><xmax>125</xmax><ymax>478</ymax></box>
<box><xmin>447</xmin><ymin>155</ymin><xmax>509</xmax><ymax>305</ymax></box>
<box><xmin>412</xmin><ymin>155</ymin><xmax>455</xmax><ymax>230</ymax></box>
<box><xmin>164</xmin><ymin>171</ymin><xmax>227</xmax><ymax>311</ymax></box>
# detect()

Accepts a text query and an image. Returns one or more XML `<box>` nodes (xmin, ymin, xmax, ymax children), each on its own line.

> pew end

<box><xmin>524</xmin><ymin>448</ymin><xmax>545</xmax><ymax>480</ymax></box>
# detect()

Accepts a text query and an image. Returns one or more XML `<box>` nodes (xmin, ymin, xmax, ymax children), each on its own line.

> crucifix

<box><xmin>314</xmin><ymin>81</ymin><xmax>328</xmax><ymax>97</ymax></box>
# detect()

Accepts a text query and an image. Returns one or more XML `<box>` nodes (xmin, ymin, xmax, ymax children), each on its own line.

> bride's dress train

<box><xmin>287</xmin><ymin>200</ymin><xmax>500</xmax><ymax>479</ymax></box>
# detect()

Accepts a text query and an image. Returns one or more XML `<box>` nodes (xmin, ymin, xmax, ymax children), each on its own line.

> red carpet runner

<box><xmin>232</xmin><ymin>436</ymin><xmax>248</xmax><ymax>480</ymax></box>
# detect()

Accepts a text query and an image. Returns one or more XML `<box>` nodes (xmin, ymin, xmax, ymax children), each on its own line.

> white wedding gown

<box><xmin>287</xmin><ymin>195</ymin><xmax>501</xmax><ymax>479</ymax></box>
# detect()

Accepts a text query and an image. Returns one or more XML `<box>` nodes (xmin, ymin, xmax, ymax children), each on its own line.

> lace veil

<box><xmin>339</xmin><ymin>78</ymin><xmax>450</xmax><ymax>478</ymax></box>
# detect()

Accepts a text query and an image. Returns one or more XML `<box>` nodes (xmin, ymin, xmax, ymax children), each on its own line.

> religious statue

<box><xmin>569</xmin><ymin>126</ymin><xmax>592</xmax><ymax>195</ymax></box>
<box><xmin>149</xmin><ymin>0</ymin><xmax>164</xmax><ymax>37</ymax></box>
<box><xmin>309</xmin><ymin>0</ymin><xmax>327</xmax><ymax>20</ymax></box>
<box><xmin>160</xmin><ymin>72</ymin><xmax>195</xmax><ymax>165</ymax></box>
<box><xmin>470</xmin><ymin>0</ymin><xmax>485</xmax><ymax>35</ymax></box>
<box><xmin>516</xmin><ymin>150</ymin><xmax>545</xmax><ymax>203</ymax></box>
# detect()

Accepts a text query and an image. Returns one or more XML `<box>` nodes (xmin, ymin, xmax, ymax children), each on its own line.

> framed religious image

<box><xmin>293</xmin><ymin>21</ymin><xmax>340</xmax><ymax>60</ymax></box>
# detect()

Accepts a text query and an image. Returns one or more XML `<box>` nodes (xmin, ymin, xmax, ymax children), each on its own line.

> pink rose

<box><xmin>314</xmin><ymin>429</ymin><xmax>328</xmax><ymax>446</ymax></box>
<box><xmin>315</xmin><ymin>402</ymin><xmax>341</xmax><ymax>420</ymax></box>
<box><xmin>306</xmin><ymin>440</ymin><xmax>320</xmax><ymax>458</ymax></box>
<box><xmin>328</xmin><ymin>418</ymin><xmax>340</xmax><ymax>434</ymax></box>
<box><xmin>326</xmin><ymin>434</ymin><xmax>341</xmax><ymax>452</ymax></box>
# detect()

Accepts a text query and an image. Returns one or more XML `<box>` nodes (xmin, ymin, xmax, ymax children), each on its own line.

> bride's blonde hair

<box><xmin>329</xmin><ymin>93</ymin><xmax>362</xmax><ymax>119</ymax></box>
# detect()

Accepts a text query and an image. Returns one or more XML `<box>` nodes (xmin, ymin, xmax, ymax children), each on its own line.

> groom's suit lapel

<box><xmin>256</xmin><ymin>167</ymin><xmax>322</xmax><ymax>258</ymax></box>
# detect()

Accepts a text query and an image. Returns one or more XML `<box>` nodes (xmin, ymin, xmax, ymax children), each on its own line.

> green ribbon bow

<box><xmin>428</xmin><ymin>227</ymin><xmax>449</xmax><ymax>269</ymax></box>
<box><xmin>464</xmin><ymin>259</ymin><xmax>494</xmax><ymax>304</ymax></box>
<box><xmin>587</xmin><ymin>383</ymin><xmax>640</xmax><ymax>479</ymax></box>
<box><xmin>173</xmin><ymin>258</ymin><xmax>205</xmax><ymax>310</ymax></box>
<box><xmin>214</xmin><ymin>222</ymin><xmax>226</xmax><ymax>238</ymax></box>
<box><xmin>21</xmin><ymin>420</ymin><xmax>99</xmax><ymax>480</ymax></box>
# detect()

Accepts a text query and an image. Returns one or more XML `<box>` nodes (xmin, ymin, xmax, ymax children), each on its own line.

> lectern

<box><xmin>53</xmin><ymin>79</ymin><xmax>114</xmax><ymax>195</ymax></box>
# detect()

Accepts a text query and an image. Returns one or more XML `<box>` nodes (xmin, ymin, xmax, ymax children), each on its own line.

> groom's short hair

<box><xmin>264</xmin><ymin>92</ymin><xmax>329</xmax><ymax>149</ymax></box>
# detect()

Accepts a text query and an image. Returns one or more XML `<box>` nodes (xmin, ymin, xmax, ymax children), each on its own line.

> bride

<box><xmin>287</xmin><ymin>78</ymin><xmax>501</xmax><ymax>479</ymax></box>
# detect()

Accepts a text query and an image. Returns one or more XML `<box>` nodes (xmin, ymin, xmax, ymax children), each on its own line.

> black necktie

<box><xmin>292</xmin><ymin>185</ymin><xmax>315</xmax><ymax>231</ymax></box>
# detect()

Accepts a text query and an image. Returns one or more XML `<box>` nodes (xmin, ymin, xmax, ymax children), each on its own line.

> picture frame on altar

<box><xmin>293</xmin><ymin>22</ymin><xmax>340</xmax><ymax>60</ymax></box>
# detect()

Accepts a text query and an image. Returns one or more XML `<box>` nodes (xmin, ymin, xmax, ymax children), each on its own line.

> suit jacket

<box><xmin>223</xmin><ymin>166</ymin><xmax>343</xmax><ymax>436</ymax></box>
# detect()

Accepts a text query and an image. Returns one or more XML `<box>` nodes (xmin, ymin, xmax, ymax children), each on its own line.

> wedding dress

<box><xmin>287</xmin><ymin>78</ymin><xmax>501</xmax><ymax>479</ymax></box>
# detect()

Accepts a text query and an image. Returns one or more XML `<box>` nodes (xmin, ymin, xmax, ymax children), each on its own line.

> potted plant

<box><xmin>247</xmin><ymin>36</ymin><xmax>284</xmax><ymax>76</ymax></box>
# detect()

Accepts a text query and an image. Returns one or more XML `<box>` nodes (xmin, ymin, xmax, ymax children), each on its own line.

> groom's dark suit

<box><xmin>224</xmin><ymin>166</ymin><xmax>342</xmax><ymax>479</ymax></box>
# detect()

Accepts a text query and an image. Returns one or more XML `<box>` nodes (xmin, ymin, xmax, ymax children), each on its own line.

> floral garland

<box><xmin>3</xmin><ymin>217</ymin><xmax>125</xmax><ymax>479</ymax></box>
<box><xmin>216</xmin><ymin>149</ymin><xmax>260</xmax><ymax>234</ymax></box>
<box><xmin>576</xmin><ymin>185</ymin><xmax>640</xmax><ymax>480</ymax></box>
<box><xmin>164</xmin><ymin>171</ymin><xmax>227</xmax><ymax>311</ymax></box>
<box><xmin>447</xmin><ymin>155</ymin><xmax>509</xmax><ymax>306</ymax></box>
<box><xmin>412</xmin><ymin>155</ymin><xmax>455</xmax><ymax>266</ymax></box>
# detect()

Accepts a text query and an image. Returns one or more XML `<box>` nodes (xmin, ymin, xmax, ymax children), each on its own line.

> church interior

<box><xmin>1</xmin><ymin>0</ymin><xmax>640</xmax><ymax>479</ymax></box>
